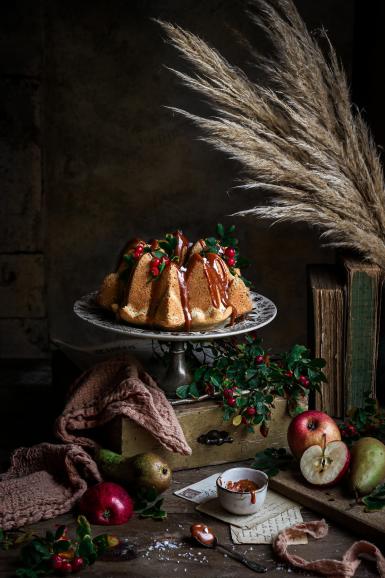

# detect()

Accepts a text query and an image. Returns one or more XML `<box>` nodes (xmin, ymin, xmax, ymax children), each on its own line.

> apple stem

<box><xmin>320</xmin><ymin>434</ymin><xmax>327</xmax><ymax>472</ymax></box>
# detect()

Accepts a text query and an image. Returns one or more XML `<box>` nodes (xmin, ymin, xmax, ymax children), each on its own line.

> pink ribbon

<box><xmin>273</xmin><ymin>520</ymin><xmax>385</xmax><ymax>577</ymax></box>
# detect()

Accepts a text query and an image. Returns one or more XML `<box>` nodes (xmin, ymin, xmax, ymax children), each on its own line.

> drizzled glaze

<box><xmin>118</xmin><ymin>233</ymin><xmax>240</xmax><ymax>330</ymax></box>
<box><xmin>204</xmin><ymin>253</ymin><xmax>230</xmax><ymax>309</ymax></box>
<box><xmin>177</xmin><ymin>267</ymin><xmax>192</xmax><ymax>331</ymax></box>
<box><xmin>173</xmin><ymin>230</ymin><xmax>189</xmax><ymax>264</ymax></box>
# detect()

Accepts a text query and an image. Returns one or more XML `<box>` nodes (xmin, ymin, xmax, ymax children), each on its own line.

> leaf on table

<box><xmin>78</xmin><ymin>534</ymin><xmax>98</xmax><ymax>565</ymax></box>
<box><xmin>15</xmin><ymin>568</ymin><xmax>41</xmax><ymax>578</ymax></box>
<box><xmin>362</xmin><ymin>483</ymin><xmax>385</xmax><ymax>512</ymax></box>
<box><xmin>76</xmin><ymin>515</ymin><xmax>91</xmax><ymax>540</ymax></box>
<box><xmin>252</xmin><ymin>447</ymin><xmax>293</xmax><ymax>477</ymax></box>
<box><xmin>53</xmin><ymin>540</ymin><xmax>71</xmax><ymax>554</ymax></box>
<box><xmin>54</xmin><ymin>525</ymin><xmax>67</xmax><ymax>541</ymax></box>
<box><xmin>138</xmin><ymin>498</ymin><xmax>167</xmax><ymax>520</ymax></box>
<box><xmin>232</xmin><ymin>414</ymin><xmax>242</xmax><ymax>426</ymax></box>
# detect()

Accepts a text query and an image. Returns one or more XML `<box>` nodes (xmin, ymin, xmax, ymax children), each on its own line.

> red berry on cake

<box><xmin>227</xmin><ymin>397</ymin><xmax>236</xmax><ymax>407</ymax></box>
<box><xmin>227</xmin><ymin>257</ymin><xmax>236</xmax><ymax>267</ymax></box>
<box><xmin>151</xmin><ymin>267</ymin><xmax>160</xmax><ymax>277</ymax></box>
<box><xmin>152</xmin><ymin>258</ymin><xmax>161</xmax><ymax>267</ymax></box>
<box><xmin>246</xmin><ymin>406</ymin><xmax>256</xmax><ymax>416</ymax></box>
<box><xmin>255</xmin><ymin>355</ymin><xmax>264</xmax><ymax>364</ymax></box>
<box><xmin>225</xmin><ymin>247</ymin><xmax>236</xmax><ymax>258</ymax></box>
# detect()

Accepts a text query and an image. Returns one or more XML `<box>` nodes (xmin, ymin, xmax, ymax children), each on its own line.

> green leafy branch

<box><xmin>12</xmin><ymin>516</ymin><xmax>119</xmax><ymax>577</ymax></box>
<box><xmin>158</xmin><ymin>234</ymin><xmax>178</xmax><ymax>259</ymax></box>
<box><xmin>339</xmin><ymin>391</ymin><xmax>385</xmax><ymax>445</ymax></box>
<box><xmin>175</xmin><ymin>336</ymin><xmax>326</xmax><ymax>437</ymax></box>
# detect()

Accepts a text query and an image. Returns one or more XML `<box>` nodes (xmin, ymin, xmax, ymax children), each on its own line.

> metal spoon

<box><xmin>190</xmin><ymin>523</ymin><xmax>267</xmax><ymax>573</ymax></box>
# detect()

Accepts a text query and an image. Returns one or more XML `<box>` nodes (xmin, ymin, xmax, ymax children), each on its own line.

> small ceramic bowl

<box><xmin>216</xmin><ymin>467</ymin><xmax>268</xmax><ymax>515</ymax></box>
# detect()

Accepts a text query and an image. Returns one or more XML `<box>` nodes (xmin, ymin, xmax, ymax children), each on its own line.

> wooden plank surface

<box><xmin>269</xmin><ymin>467</ymin><xmax>385</xmax><ymax>544</ymax></box>
<box><xmin>0</xmin><ymin>254</ymin><xmax>46</xmax><ymax>318</ymax></box>
<box><xmin>0</xmin><ymin>461</ymin><xmax>381</xmax><ymax>577</ymax></box>
<box><xmin>0</xmin><ymin>318</ymin><xmax>48</xmax><ymax>358</ymax></box>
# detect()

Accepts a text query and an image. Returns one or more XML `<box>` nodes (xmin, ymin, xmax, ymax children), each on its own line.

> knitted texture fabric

<box><xmin>54</xmin><ymin>355</ymin><xmax>192</xmax><ymax>456</ymax></box>
<box><xmin>273</xmin><ymin>519</ymin><xmax>385</xmax><ymax>577</ymax></box>
<box><xmin>0</xmin><ymin>443</ymin><xmax>101</xmax><ymax>530</ymax></box>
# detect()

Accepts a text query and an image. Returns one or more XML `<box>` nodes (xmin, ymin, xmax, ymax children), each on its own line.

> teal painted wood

<box><xmin>344</xmin><ymin>261</ymin><xmax>382</xmax><ymax>412</ymax></box>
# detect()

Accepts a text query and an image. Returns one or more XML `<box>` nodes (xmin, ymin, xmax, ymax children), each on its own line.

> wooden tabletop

<box><xmin>0</xmin><ymin>461</ymin><xmax>381</xmax><ymax>578</ymax></box>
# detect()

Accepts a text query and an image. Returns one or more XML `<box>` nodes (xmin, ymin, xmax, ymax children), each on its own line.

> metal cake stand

<box><xmin>74</xmin><ymin>291</ymin><xmax>277</xmax><ymax>398</ymax></box>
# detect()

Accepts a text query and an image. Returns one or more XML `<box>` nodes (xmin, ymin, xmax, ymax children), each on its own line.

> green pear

<box><xmin>348</xmin><ymin>437</ymin><xmax>385</xmax><ymax>496</ymax></box>
<box><xmin>127</xmin><ymin>452</ymin><xmax>172</xmax><ymax>494</ymax></box>
<box><xmin>96</xmin><ymin>449</ymin><xmax>172</xmax><ymax>494</ymax></box>
<box><xmin>95</xmin><ymin>448</ymin><xmax>131</xmax><ymax>483</ymax></box>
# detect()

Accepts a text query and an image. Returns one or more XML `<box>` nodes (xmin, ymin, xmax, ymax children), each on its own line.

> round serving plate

<box><xmin>74</xmin><ymin>291</ymin><xmax>277</xmax><ymax>341</ymax></box>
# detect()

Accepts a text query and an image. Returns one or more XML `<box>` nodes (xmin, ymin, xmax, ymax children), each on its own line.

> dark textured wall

<box><xmin>1</xmin><ymin>0</ymin><xmax>356</xmax><ymax>359</ymax></box>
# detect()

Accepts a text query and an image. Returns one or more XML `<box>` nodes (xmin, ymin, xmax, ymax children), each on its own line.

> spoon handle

<box><xmin>216</xmin><ymin>544</ymin><xmax>267</xmax><ymax>573</ymax></box>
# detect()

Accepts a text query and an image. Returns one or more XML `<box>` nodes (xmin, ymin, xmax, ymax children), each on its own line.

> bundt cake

<box><xmin>97</xmin><ymin>228</ymin><xmax>253</xmax><ymax>331</ymax></box>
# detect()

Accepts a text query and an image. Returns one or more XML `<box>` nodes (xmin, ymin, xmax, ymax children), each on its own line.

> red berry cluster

<box><xmin>51</xmin><ymin>554</ymin><xmax>84</xmax><ymax>575</ymax></box>
<box><xmin>299</xmin><ymin>375</ymin><xmax>310</xmax><ymax>388</ymax></box>
<box><xmin>133</xmin><ymin>243</ymin><xmax>145</xmax><ymax>259</ymax></box>
<box><xmin>224</xmin><ymin>386</ymin><xmax>236</xmax><ymax>406</ymax></box>
<box><xmin>255</xmin><ymin>354</ymin><xmax>270</xmax><ymax>367</ymax></box>
<box><xmin>239</xmin><ymin>407</ymin><xmax>258</xmax><ymax>425</ymax></box>
<box><xmin>340</xmin><ymin>422</ymin><xmax>358</xmax><ymax>439</ymax></box>
<box><xmin>150</xmin><ymin>254</ymin><xmax>170</xmax><ymax>277</ymax></box>
<box><xmin>224</xmin><ymin>247</ymin><xmax>236</xmax><ymax>268</ymax></box>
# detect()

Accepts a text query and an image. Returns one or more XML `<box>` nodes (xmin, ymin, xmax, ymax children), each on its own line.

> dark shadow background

<box><xmin>0</xmin><ymin>0</ymin><xmax>384</xmax><ymax>448</ymax></box>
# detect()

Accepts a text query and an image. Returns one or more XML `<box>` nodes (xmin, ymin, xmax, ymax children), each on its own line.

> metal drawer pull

<box><xmin>197</xmin><ymin>430</ymin><xmax>234</xmax><ymax>445</ymax></box>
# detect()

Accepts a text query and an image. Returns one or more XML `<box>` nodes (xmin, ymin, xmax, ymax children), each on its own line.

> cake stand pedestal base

<box><xmin>159</xmin><ymin>341</ymin><xmax>192</xmax><ymax>398</ymax></box>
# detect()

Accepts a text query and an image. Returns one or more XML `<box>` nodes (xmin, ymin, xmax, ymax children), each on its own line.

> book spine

<box><xmin>345</xmin><ymin>270</ymin><xmax>379</xmax><ymax>411</ymax></box>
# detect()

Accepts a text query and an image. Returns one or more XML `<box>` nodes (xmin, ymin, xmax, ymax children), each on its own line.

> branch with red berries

<box><xmin>203</xmin><ymin>223</ymin><xmax>252</xmax><ymax>286</ymax></box>
<box><xmin>11</xmin><ymin>516</ymin><xmax>121</xmax><ymax>578</ymax></box>
<box><xmin>176</xmin><ymin>337</ymin><xmax>326</xmax><ymax>436</ymax></box>
<box><xmin>339</xmin><ymin>392</ymin><xmax>385</xmax><ymax>445</ymax></box>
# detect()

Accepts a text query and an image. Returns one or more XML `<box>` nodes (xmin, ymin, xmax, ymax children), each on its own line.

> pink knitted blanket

<box><xmin>0</xmin><ymin>443</ymin><xmax>101</xmax><ymax>530</ymax></box>
<box><xmin>54</xmin><ymin>355</ymin><xmax>192</xmax><ymax>456</ymax></box>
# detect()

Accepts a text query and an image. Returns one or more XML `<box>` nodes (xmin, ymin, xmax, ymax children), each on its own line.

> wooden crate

<box><xmin>105</xmin><ymin>397</ymin><xmax>291</xmax><ymax>470</ymax></box>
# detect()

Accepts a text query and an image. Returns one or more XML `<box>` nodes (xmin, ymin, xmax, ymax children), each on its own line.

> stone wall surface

<box><xmin>1</xmin><ymin>0</ymin><xmax>355</xmax><ymax>359</ymax></box>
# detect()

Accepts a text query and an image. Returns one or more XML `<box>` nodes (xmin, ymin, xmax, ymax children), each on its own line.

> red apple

<box><xmin>300</xmin><ymin>440</ymin><xmax>350</xmax><ymax>487</ymax></box>
<box><xmin>287</xmin><ymin>410</ymin><xmax>341</xmax><ymax>459</ymax></box>
<box><xmin>78</xmin><ymin>482</ymin><xmax>134</xmax><ymax>525</ymax></box>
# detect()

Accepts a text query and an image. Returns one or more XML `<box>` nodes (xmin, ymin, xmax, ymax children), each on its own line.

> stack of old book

<box><xmin>308</xmin><ymin>258</ymin><xmax>383</xmax><ymax>418</ymax></box>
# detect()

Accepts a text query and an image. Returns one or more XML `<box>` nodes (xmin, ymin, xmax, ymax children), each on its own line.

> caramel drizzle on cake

<box><xmin>97</xmin><ymin>230</ymin><xmax>253</xmax><ymax>331</ymax></box>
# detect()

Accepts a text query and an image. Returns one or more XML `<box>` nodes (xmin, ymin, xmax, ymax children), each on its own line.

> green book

<box><xmin>344</xmin><ymin>258</ymin><xmax>382</xmax><ymax>412</ymax></box>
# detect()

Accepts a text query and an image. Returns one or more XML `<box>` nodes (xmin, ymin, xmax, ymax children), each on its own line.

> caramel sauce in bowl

<box><xmin>217</xmin><ymin>467</ymin><xmax>268</xmax><ymax>515</ymax></box>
